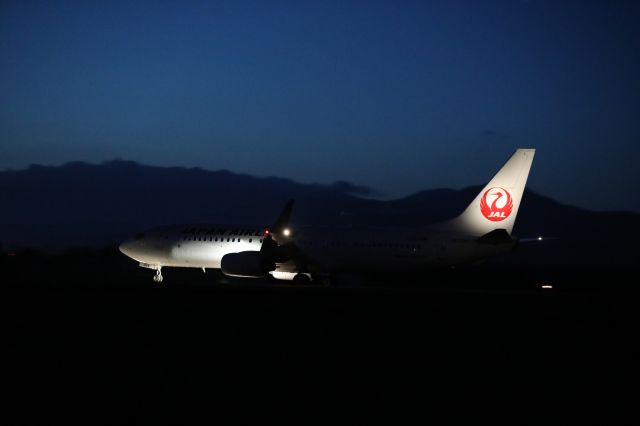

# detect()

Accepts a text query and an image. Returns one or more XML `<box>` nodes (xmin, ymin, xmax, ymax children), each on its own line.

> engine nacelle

<box><xmin>220</xmin><ymin>251</ymin><xmax>275</xmax><ymax>278</ymax></box>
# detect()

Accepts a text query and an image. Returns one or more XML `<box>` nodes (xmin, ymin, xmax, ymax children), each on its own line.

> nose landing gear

<box><xmin>139</xmin><ymin>263</ymin><xmax>163</xmax><ymax>283</ymax></box>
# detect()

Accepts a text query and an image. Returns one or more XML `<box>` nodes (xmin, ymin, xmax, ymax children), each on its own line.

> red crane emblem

<box><xmin>480</xmin><ymin>187</ymin><xmax>513</xmax><ymax>221</ymax></box>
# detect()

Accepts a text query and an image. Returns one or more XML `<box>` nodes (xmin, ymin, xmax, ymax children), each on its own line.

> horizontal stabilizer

<box><xmin>518</xmin><ymin>236</ymin><xmax>559</xmax><ymax>243</ymax></box>
<box><xmin>477</xmin><ymin>229</ymin><xmax>513</xmax><ymax>245</ymax></box>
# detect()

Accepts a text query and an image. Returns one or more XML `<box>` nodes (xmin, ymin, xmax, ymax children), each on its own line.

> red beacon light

<box><xmin>263</xmin><ymin>229</ymin><xmax>271</xmax><ymax>236</ymax></box>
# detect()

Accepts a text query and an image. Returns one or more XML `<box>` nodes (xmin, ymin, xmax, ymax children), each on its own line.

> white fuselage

<box><xmin>119</xmin><ymin>223</ymin><xmax>514</xmax><ymax>279</ymax></box>
<box><xmin>120</xmin><ymin>225</ymin><xmax>266</xmax><ymax>268</ymax></box>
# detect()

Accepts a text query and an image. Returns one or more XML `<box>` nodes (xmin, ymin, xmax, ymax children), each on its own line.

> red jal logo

<box><xmin>480</xmin><ymin>187</ymin><xmax>513</xmax><ymax>221</ymax></box>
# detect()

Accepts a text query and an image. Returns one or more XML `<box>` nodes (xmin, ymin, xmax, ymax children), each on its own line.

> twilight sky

<box><xmin>1</xmin><ymin>0</ymin><xmax>639</xmax><ymax>211</ymax></box>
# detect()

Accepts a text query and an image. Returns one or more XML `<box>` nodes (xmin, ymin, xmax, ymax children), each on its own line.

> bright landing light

<box><xmin>283</xmin><ymin>228</ymin><xmax>291</xmax><ymax>237</ymax></box>
<box><xmin>538</xmin><ymin>236</ymin><xmax>543</xmax><ymax>241</ymax></box>
<box><xmin>541</xmin><ymin>284</ymin><xmax>553</xmax><ymax>289</ymax></box>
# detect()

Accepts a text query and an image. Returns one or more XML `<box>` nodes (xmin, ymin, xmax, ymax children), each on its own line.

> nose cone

<box><xmin>119</xmin><ymin>240</ymin><xmax>134</xmax><ymax>257</ymax></box>
<box><xmin>119</xmin><ymin>234</ymin><xmax>162</xmax><ymax>263</ymax></box>
<box><xmin>118</xmin><ymin>241</ymin><xmax>129</xmax><ymax>256</ymax></box>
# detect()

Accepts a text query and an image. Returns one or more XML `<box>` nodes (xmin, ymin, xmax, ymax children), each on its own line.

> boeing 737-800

<box><xmin>119</xmin><ymin>149</ymin><xmax>535</xmax><ymax>283</ymax></box>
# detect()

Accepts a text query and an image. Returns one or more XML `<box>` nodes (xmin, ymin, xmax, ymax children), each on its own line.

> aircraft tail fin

<box><xmin>451</xmin><ymin>149</ymin><xmax>535</xmax><ymax>236</ymax></box>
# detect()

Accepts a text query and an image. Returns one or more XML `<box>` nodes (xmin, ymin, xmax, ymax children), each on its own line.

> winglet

<box><xmin>260</xmin><ymin>199</ymin><xmax>295</xmax><ymax>260</ymax></box>
<box><xmin>265</xmin><ymin>199</ymin><xmax>295</xmax><ymax>245</ymax></box>
<box><xmin>272</xmin><ymin>199</ymin><xmax>294</xmax><ymax>233</ymax></box>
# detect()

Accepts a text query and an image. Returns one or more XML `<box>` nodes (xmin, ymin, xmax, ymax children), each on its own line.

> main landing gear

<box><xmin>292</xmin><ymin>273</ymin><xmax>311</xmax><ymax>285</ymax></box>
<box><xmin>292</xmin><ymin>273</ymin><xmax>331</xmax><ymax>286</ymax></box>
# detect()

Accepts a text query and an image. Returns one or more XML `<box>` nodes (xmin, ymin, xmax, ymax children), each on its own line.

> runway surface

<box><xmin>5</xmin><ymin>276</ymin><xmax>638</xmax><ymax>422</ymax></box>
<box><xmin>2</xmin><ymin>248</ymin><xmax>637</xmax><ymax>420</ymax></box>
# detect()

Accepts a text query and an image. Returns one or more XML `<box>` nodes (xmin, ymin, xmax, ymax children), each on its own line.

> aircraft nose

<box><xmin>119</xmin><ymin>240</ymin><xmax>135</xmax><ymax>257</ymax></box>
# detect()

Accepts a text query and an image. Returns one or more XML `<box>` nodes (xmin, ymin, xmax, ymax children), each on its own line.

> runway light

<box><xmin>541</xmin><ymin>284</ymin><xmax>553</xmax><ymax>289</ymax></box>
<box><xmin>283</xmin><ymin>228</ymin><xmax>291</xmax><ymax>237</ymax></box>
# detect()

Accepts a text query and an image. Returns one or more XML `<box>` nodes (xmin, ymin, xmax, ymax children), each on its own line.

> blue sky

<box><xmin>1</xmin><ymin>0</ymin><xmax>639</xmax><ymax>210</ymax></box>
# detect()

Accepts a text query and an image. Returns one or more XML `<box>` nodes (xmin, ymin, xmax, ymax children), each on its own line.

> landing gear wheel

<box><xmin>153</xmin><ymin>268</ymin><xmax>163</xmax><ymax>283</ymax></box>
<box><xmin>293</xmin><ymin>273</ymin><xmax>311</xmax><ymax>285</ymax></box>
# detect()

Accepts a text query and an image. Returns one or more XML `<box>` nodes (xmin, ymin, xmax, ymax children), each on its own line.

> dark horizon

<box><xmin>3</xmin><ymin>156</ymin><xmax>639</xmax><ymax>214</ymax></box>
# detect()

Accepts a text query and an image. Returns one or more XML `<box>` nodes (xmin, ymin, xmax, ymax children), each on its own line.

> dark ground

<box><xmin>3</xmin><ymin>248</ymin><xmax>638</xmax><ymax>423</ymax></box>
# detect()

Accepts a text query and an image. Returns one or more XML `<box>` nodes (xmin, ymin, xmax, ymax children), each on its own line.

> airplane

<box><xmin>119</xmin><ymin>148</ymin><xmax>535</xmax><ymax>284</ymax></box>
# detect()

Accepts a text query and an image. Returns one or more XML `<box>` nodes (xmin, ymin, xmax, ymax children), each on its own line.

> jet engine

<box><xmin>220</xmin><ymin>251</ymin><xmax>275</xmax><ymax>278</ymax></box>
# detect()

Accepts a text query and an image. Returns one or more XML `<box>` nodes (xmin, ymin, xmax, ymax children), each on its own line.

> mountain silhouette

<box><xmin>1</xmin><ymin>160</ymin><xmax>637</xmax><ymax>268</ymax></box>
